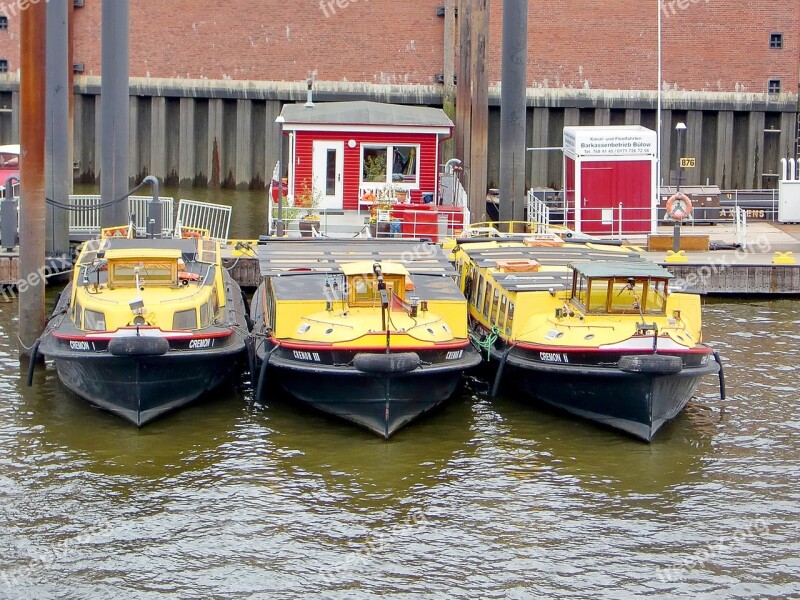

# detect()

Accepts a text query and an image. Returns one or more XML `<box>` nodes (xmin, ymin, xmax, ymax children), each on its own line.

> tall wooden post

<box><xmin>100</xmin><ymin>0</ymin><xmax>130</xmax><ymax>226</ymax></box>
<box><xmin>68</xmin><ymin>1</ymin><xmax>75</xmax><ymax>195</ymax></box>
<box><xmin>499</xmin><ymin>0</ymin><xmax>528</xmax><ymax>222</ymax></box>
<box><xmin>441</xmin><ymin>0</ymin><xmax>457</xmax><ymax>163</ymax></box>
<box><xmin>454</xmin><ymin>0</ymin><xmax>472</xmax><ymax>171</ymax></box>
<box><xmin>468</xmin><ymin>0</ymin><xmax>489</xmax><ymax>220</ymax></box>
<box><xmin>18</xmin><ymin>0</ymin><xmax>47</xmax><ymax>358</ymax></box>
<box><xmin>46</xmin><ymin>0</ymin><xmax>71</xmax><ymax>260</ymax></box>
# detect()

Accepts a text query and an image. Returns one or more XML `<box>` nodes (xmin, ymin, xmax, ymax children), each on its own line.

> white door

<box><xmin>312</xmin><ymin>141</ymin><xmax>344</xmax><ymax>210</ymax></box>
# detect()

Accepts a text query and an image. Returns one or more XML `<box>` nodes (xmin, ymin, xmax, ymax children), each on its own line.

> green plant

<box><xmin>271</xmin><ymin>197</ymin><xmax>300</xmax><ymax>222</ymax></box>
<box><xmin>364</xmin><ymin>153</ymin><xmax>387</xmax><ymax>183</ymax></box>
<box><xmin>295</xmin><ymin>179</ymin><xmax>321</xmax><ymax>220</ymax></box>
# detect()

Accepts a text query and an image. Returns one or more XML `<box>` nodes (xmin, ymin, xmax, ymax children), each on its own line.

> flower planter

<box><xmin>299</xmin><ymin>219</ymin><xmax>320</xmax><ymax>237</ymax></box>
<box><xmin>368</xmin><ymin>222</ymin><xmax>391</xmax><ymax>238</ymax></box>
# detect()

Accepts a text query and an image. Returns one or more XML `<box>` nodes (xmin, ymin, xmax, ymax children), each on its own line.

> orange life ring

<box><xmin>178</xmin><ymin>270</ymin><xmax>201</xmax><ymax>282</ymax></box>
<box><xmin>665</xmin><ymin>193</ymin><xmax>693</xmax><ymax>221</ymax></box>
<box><xmin>182</xmin><ymin>230</ymin><xmax>202</xmax><ymax>239</ymax></box>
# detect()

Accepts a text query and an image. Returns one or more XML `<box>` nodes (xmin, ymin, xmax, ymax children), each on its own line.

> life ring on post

<box><xmin>665</xmin><ymin>193</ymin><xmax>693</xmax><ymax>221</ymax></box>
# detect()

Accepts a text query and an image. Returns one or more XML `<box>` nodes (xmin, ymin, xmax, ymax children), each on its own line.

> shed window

<box><xmin>769</xmin><ymin>33</ymin><xmax>783</xmax><ymax>49</ymax></box>
<box><xmin>0</xmin><ymin>60</ymin><xmax>7</xmax><ymax>73</ymax></box>
<box><xmin>362</xmin><ymin>145</ymin><xmax>419</xmax><ymax>186</ymax></box>
<box><xmin>0</xmin><ymin>17</ymin><xmax>8</xmax><ymax>31</ymax></box>
<box><xmin>768</xmin><ymin>79</ymin><xmax>781</xmax><ymax>94</ymax></box>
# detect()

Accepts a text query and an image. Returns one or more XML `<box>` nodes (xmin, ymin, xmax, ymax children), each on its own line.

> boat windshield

<box><xmin>348</xmin><ymin>273</ymin><xmax>405</xmax><ymax>307</ymax></box>
<box><xmin>110</xmin><ymin>261</ymin><xmax>177</xmax><ymax>287</ymax></box>
<box><xmin>574</xmin><ymin>275</ymin><xmax>668</xmax><ymax>315</ymax></box>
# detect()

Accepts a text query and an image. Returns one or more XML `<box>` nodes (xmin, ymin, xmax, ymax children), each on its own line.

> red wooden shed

<box><xmin>279</xmin><ymin>101</ymin><xmax>453</xmax><ymax>211</ymax></box>
<box><xmin>563</xmin><ymin>126</ymin><xmax>658</xmax><ymax>236</ymax></box>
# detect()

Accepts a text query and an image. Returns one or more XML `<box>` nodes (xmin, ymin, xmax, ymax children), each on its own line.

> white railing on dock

<box><xmin>526</xmin><ymin>189</ymin><xmax>551</xmax><ymax>234</ymax></box>
<box><xmin>176</xmin><ymin>199</ymin><xmax>232</xmax><ymax>243</ymax></box>
<box><xmin>68</xmin><ymin>195</ymin><xmax>175</xmax><ymax>237</ymax></box>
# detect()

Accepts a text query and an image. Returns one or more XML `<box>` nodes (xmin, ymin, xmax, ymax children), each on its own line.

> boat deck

<box><xmin>458</xmin><ymin>242</ymin><xmax>654</xmax><ymax>293</ymax></box>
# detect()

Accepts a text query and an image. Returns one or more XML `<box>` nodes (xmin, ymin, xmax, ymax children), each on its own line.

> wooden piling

<box><xmin>18</xmin><ymin>0</ymin><xmax>47</xmax><ymax>358</ymax></box>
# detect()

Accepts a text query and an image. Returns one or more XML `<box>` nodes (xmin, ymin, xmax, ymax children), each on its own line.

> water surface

<box><xmin>1</xmin><ymin>289</ymin><xmax>798</xmax><ymax>597</ymax></box>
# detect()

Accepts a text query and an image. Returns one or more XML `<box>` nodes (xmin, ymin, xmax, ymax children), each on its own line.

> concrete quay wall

<box><xmin>0</xmin><ymin>77</ymin><xmax>796</xmax><ymax>192</ymax></box>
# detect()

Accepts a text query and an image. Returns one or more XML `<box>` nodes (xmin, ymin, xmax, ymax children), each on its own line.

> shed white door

<box><xmin>312</xmin><ymin>141</ymin><xmax>344</xmax><ymax>210</ymax></box>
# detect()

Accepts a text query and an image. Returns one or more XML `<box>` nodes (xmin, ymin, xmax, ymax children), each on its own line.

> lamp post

<box><xmin>673</xmin><ymin>122</ymin><xmax>687</xmax><ymax>252</ymax></box>
<box><xmin>275</xmin><ymin>115</ymin><xmax>285</xmax><ymax>237</ymax></box>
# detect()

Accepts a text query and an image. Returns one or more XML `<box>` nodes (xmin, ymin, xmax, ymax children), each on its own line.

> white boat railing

<box><xmin>176</xmin><ymin>199</ymin><xmax>232</xmax><ymax>243</ymax></box>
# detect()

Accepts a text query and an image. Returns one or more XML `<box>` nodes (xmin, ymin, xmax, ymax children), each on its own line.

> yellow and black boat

<box><xmin>37</xmin><ymin>230</ymin><xmax>249</xmax><ymax>426</ymax></box>
<box><xmin>452</xmin><ymin>236</ymin><xmax>724</xmax><ymax>441</ymax></box>
<box><xmin>250</xmin><ymin>239</ymin><xmax>481</xmax><ymax>438</ymax></box>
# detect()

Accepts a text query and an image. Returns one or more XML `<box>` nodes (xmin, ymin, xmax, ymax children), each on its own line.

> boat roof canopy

<box><xmin>570</xmin><ymin>261</ymin><xmax>674</xmax><ymax>280</ymax></box>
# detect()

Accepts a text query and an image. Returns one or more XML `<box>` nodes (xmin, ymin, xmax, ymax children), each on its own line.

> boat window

<box><xmin>482</xmin><ymin>282</ymin><xmax>492</xmax><ymax>318</ymax></box>
<box><xmin>608</xmin><ymin>278</ymin><xmax>646</xmax><ymax>313</ymax></box>
<box><xmin>84</xmin><ymin>309</ymin><xmax>106</xmax><ymax>332</ymax></box>
<box><xmin>506</xmin><ymin>301</ymin><xmax>515</xmax><ymax>336</ymax></box>
<box><xmin>573</xmin><ymin>274</ymin><xmax>589</xmax><ymax>309</ymax></box>
<box><xmin>200</xmin><ymin>300</ymin><xmax>210</xmax><ymax>328</ymax></box>
<box><xmin>211</xmin><ymin>285</ymin><xmax>220</xmax><ymax>317</ymax></box>
<box><xmin>490</xmin><ymin>287</ymin><xmax>500</xmax><ymax>323</ymax></box>
<box><xmin>498</xmin><ymin>295</ymin><xmax>508</xmax><ymax>331</ymax></box>
<box><xmin>173</xmin><ymin>309</ymin><xmax>197</xmax><ymax>330</ymax></box>
<box><xmin>266</xmin><ymin>279</ymin><xmax>277</xmax><ymax>330</ymax></box>
<box><xmin>475</xmin><ymin>274</ymin><xmax>485</xmax><ymax>309</ymax></box>
<box><xmin>348</xmin><ymin>274</ymin><xmax>402</xmax><ymax>307</ymax></box>
<box><xmin>470</xmin><ymin>267</ymin><xmax>479</xmax><ymax>305</ymax></box>
<box><xmin>72</xmin><ymin>301</ymin><xmax>82</xmax><ymax>327</ymax></box>
<box><xmin>646</xmin><ymin>279</ymin><xmax>667</xmax><ymax>313</ymax></box>
<box><xmin>111</xmin><ymin>261</ymin><xmax>176</xmax><ymax>286</ymax></box>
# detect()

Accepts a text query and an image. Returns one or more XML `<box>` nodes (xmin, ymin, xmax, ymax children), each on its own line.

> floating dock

<box><xmin>2</xmin><ymin>223</ymin><xmax>799</xmax><ymax>296</ymax></box>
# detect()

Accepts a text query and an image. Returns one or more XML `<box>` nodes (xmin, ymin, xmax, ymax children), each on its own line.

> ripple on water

<box><xmin>0</xmin><ymin>296</ymin><xmax>798</xmax><ymax>597</ymax></box>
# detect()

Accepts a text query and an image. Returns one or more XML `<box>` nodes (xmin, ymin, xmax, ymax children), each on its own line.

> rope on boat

<box><xmin>470</xmin><ymin>325</ymin><xmax>500</xmax><ymax>361</ymax></box>
<box><xmin>26</xmin><ymin>339</ymin><xmax>41</xmax><ymax>387</ymax></box>
<box><xmin>491</xmin><ymin>344</ymin><xmax>514</xmax><ymax>398</ymax></box>
<box><xmin>713</xmin><ymin>350</ymin><xmax>726</xmax><ymax>400</ymax></box>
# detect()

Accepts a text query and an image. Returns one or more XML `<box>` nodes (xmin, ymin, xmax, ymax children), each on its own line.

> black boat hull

<box><xmin>497</xmin><ymin>348</ymin><xmax>720</xmax><ymax>441</ymax></box>
<box><xmin>39</xmin><ymin>274</ymin><xmax>249</xmax><ymax>426</ymax></box>
<box><xmin>256</xmin><ymin>342</ymin><xmax>481</xmax><ymax>438</ymax></box>
<box><xmin>53</xmin><ymin>347</ymin><xmax>244</xmax><ymax>426</ymax></box>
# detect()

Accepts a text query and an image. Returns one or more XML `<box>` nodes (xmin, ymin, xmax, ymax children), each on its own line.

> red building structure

<box><xmin>280</xmin><ymin>101</ymin><xmax>452</xmax><ymax>211</ymax></box>
<box><xmin>278</xmin><ymin>101</ymin><xmax>465</xmax><ymax>239</ymax></box>
<box><xmin>563</xmin><ymin>126</ymin><xmax>658</xmax><ymax>235</ymax></box>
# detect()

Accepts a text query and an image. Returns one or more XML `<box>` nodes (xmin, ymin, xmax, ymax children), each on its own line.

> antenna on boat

<box><xmin>373</xmin><ymin>262</ymin><xmax>390</xmax><ymax>351</ymax></box>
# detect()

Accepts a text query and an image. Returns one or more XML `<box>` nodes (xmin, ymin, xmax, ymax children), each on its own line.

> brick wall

<box><xmin>0</xmin><ymin>0</ymin><xmax>797</xmax><ymax>94</ymax></box>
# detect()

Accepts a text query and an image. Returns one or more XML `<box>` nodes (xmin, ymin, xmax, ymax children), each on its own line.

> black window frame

<box><xmin>769</xmin><ymin>33</ymin><xmax>783</xmax><ymax>49</ymax></box>
<box><xmin>768</xmin><ymin>79</ymin><xmax>781</xmax><ymax>94</ymax></box>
